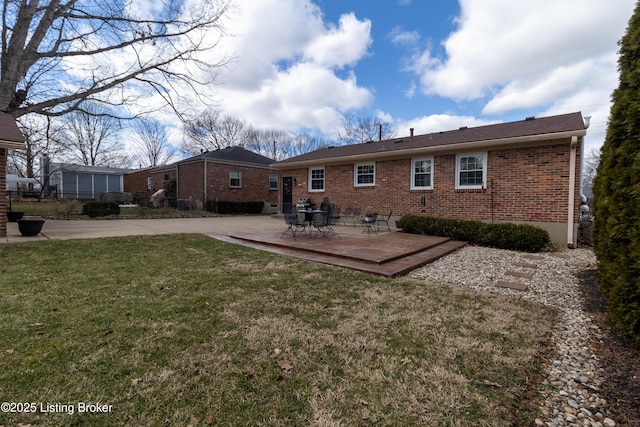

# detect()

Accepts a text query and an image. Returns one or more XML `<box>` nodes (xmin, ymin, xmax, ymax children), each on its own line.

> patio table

<box><xmin>298</xmin><ymin>209</ymin><xmax>325</xmax><ymax>237</ymax></box>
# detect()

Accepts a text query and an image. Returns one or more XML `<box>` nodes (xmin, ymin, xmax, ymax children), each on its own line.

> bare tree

<box><xmin>131</xmin><ymin>119</ymin><xmax>175</xmax><ymax>167</ymax></box>
<box><xmin>60</xmin><ymin>103</ymin><xmax>128</xmax><ymax>167</ymax></box>
<box><xmin>336</xmin><ymin>112</ymin><xmax>395</xmax><ymax>144</ymax></box>
<box><xmin>9</xmin><ymin>114</ymin><xmax>65</xmax><ymax>181</ymax></box>
<box><xmin>582</xmin><ymin>147</ymin><xmax>601</xmax><ymax>198</ymax></box>
<box><xmin>0</xmin><ymin>0</ymin><xmax>233</xmax><ymax>118</ymax></box>
<box><xmin>182</xmin><ymin>110</ymin><xmax>251</xmax><ymax>154</ymax></box>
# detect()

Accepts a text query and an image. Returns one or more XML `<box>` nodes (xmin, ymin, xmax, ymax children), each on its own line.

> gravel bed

<box><xmin>407</xmin><ymin>246</ymin><xmax>616</xmax><ymax>427</ymax></box>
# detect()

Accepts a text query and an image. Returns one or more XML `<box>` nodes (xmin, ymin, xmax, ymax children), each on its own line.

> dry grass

<box><xmin>0</xmin><ymin>234</ymin><xmax>554</xmax><ymax>426</ymax></box>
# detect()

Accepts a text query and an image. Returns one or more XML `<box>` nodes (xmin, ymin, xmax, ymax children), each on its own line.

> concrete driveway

<box><xmin>2</xmin><ymin>215</ymin><xmax>386</xmax><ymax>243</ymax></box>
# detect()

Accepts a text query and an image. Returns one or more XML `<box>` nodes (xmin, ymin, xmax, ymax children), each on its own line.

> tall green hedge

<box><xmin>592</xmin><ymin>2</ymin><xmax>640</xmax><ymax>347</ymax></box>
<box><xmin>398</xmin><ymin>214</ymin><xmax>550</xmax><ymax>252</ymax></box>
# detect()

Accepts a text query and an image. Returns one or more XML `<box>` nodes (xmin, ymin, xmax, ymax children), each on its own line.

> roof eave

<box><xmin>0</xmin><ymin>140</ymin><xmax>27</xmax><ymax>150</ymax></box>
<box><xmin>272</xmin><ymin>129</ymin><xmax>587</xmax><ymax>169</ymax></box>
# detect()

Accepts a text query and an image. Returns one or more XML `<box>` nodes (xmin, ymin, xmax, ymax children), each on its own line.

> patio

<box><xmin>210</xmin><ymin>226</ymin><xmax>467</xmax><ymax>277</ymax></box>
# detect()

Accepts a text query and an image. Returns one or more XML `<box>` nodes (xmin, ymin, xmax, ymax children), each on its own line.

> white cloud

<box><xmin>303</xmin><ymin>13</ymin><xmax>372</xmax><ymax>68</ymax></box>
<box><xmin>409</xmin><ymin>0</ymin><xmax>634</xmax><ymax>114</ymax></box>
<box><xmin>204</xmin><ymin>0</ymin><xmax>374</xmax><ymax>132</ymax></box>
<box><xmin>394</xmin><ymin>114</ymin><xmax>500</xmax><ymax>137</ymax></box>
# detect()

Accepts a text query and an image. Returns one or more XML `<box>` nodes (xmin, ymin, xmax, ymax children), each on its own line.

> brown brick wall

<box><xmin>279</xmin><ymin>140</ymin><xmax>582</xmax><ymax>226</ymax></box>
<box><xmin>1</xmin><ymin>148</ymin><xmax>6</xmax><ymax>237</ymax></box>
<box><xmin>123</xmin><ymin>169</ymin><xmax>152</xmax><ymax>194</ymax></box>
<box><xmin>178</xmin><ymin>160</ymin><xmax>277</xmax><ymax>203</ymax></box>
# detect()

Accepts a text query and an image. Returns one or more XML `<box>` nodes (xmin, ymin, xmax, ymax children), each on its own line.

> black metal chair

<box><xmin>376</xmin><ymin>211</ymin><xmax>392</xmax><ymax>231</ymax></box>
<box><xmin>281</xmin><ymin>206</ymin><xmax>306</xmax><ymax>239</ymax></box>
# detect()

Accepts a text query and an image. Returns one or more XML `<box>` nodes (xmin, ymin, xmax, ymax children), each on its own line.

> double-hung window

<box><xmin>455</xmin><ymin>153</ymin><xmax>487</xmax><ymax>189</ymax></box>
<box><xmin>354</xmin><ymin>162</ymin><xmax>375</xmax><ymax>187</ymax></box>
<box><xmin>269</xmin><ymin>173</ymin><xmax>278</xmax><ymax>190</ymax></box>
<box><xmin>411</xmin><ymin>157</ymin><xmax>434</xmax><ymax>190</ymax></box>
<box><xmin>308</xmin><ymin>167</ymin><xmax>325</xmax><ymax>192</ymax></box>
<box><xmin>229</xmin><ymin>170</ymin><xmax>242</xmax><ymax>188</ymax></box>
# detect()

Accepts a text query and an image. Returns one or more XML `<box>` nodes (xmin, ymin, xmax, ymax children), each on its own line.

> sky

<box><xmin>150</xmin><ymin>0</ymin><xmax>635</xmax><ymax>159</ymax></box>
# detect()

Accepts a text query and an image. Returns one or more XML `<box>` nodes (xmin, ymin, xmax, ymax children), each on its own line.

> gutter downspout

<box><xmin>567</xmin><ymin>136</ymin><xmax>578</xmax><ymax>248</ymax></box>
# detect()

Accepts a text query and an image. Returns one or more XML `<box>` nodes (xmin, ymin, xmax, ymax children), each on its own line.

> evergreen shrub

<box><xmin>82</xmin><ymin>201</ymin><xmax>121</xmax><ymax>218</ymax></box>
<box><xmin>398</xmin><ymin>214</ymin><xmax>550</xmax><ymax>252</ymax></box>
<box><xmin>592</xmin><ymin>2</ymin><xmax>640</xmax><ymax>347</ymax></box>
<box><xmin>204</xmin><ymin>200</ymin><xmax>264</xmax><ymax>215</ymax></box>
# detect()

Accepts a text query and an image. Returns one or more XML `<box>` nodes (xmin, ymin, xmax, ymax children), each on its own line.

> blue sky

<box><xmin>135</xmin><ymin>0</ymin><xmax>635</xmax><ymax>157</ymax></box>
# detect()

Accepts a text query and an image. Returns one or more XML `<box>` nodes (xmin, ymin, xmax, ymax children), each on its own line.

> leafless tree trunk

<box><xmin>0</xmin><ymin>0</ymin><xmax>232</xmax><ymax>118</ymax></box>
<box><xmin>131</xmin><ymin>119</ymin><xmax>175</xmax><ymax>167</ymax></box>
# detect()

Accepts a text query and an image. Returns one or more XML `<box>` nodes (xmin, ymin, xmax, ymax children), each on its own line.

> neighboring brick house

<box><xmin>124</xmin><ymin>147</ymin><xmax>278</xmax><ymax>208</ymax></box>
<box><xmin>272</xmin><ymin>112</ymin><xmax>588</xmax><ymax>247</ymax></box>
<box><xmin>123</xmin><ymin>164</ymin><xmax>176</xmax><ymax>196</ymax></box>
<box><xmin>177</xmin><ymin>146</ymin><xmax>278</xmax><ymax>206</ymax></box>
<box><xmin>0</xmin><ymin>112</ymin><xmax>26</xmax><ymax>237</ymax></box>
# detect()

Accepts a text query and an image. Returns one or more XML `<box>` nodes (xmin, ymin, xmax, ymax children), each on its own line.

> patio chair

<box><xmin>351</xmin><ymin>208</ymin><xmax>362</xmax><ymax>227</ymax></box>
<box><xmin>376</xmin><ymin>211</ymin><xmax>392</xmax><ymax>231</ymax></box>
<box><xmin>340</xmin><ymin>207</ymin><xmax>352</xmax><ymax>225</ymax></box>
<box><xmin>281</xmin><ymin>210</ymin><xmax>306</xmax><ymax>239</ymax></box>
<box><xmin>325</xmin><ymin>204</ymin><xmax>341</xmax><ymax>238</ymax></box>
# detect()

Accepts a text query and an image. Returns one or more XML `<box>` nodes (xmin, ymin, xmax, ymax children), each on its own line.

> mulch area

<box><xmin>578</xmin><ymin>268</ymin><xmax>640</xmax><ymax>426</ymax></box>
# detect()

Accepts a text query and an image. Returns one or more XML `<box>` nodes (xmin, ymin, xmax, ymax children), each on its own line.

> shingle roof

<box><xmin>275</xmin><ymin>112</ymin><xmax>586</xmax><ymax>167</ymax></box>
<box><xmin>181</xmin><ymin>146</ymin><xmax>274</xmax><ymax>167</ymax></box>
<box><xmin>0</xmin><ymin>112</ymin><xmax>25</xmax><ymax>148</ymax></box>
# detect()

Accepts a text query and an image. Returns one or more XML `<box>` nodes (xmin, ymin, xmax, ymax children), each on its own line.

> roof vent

<box><xmin>526</xmin><ymin>116</ymin><xmax>536</xmax><ymax>121</ymax></box>
<box><xmin>394</xmin><ymin>139</ymin><xmax>404</xmax><ymax>144</ymax></box>
<box><xmin>327</xmin><ymin>146</ymin><xmax>334</xmax><ymax>149</ymax></box>
<box><xmin>459</xmin><ymin>126</ymin><xmax>468</xmax><ymax>130</ymax></box>
<box><xmin>365</xmin><ymin>140</ymin><xmax>374</xmax><ymax>144</ymax></box>
<box><xmin>410</xmin><ymin>128</ymin><xmax>414</xmax><ymax>137</ymax></box>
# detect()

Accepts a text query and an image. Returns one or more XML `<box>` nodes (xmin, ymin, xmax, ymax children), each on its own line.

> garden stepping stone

<box><xmin>495</xmin><ymin>281</ymin><xmax>528</xmax><ymax>291</ymax></box>
<box><xmin>512</xmin><ymin>262</ymin><xmax>537</xmax><ymax>268</ymax></box>
<box><xmin>505</xmin><ymin>270</ymin><xmax>534</xmax><ymax>279</ymax></box>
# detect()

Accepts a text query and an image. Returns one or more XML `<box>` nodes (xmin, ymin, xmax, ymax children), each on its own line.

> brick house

<box><xmin>0</xmin><ymin>112</ymin><xmax>26</xmax><ymax>237</ymax></box>
<box><xmin>124</xmin><ymin>146</ymin><xmax>278</xmax><ymax>208</ymax></box>
<box><xmin>272</xmin><ymin>112</ymin><xmax>588</xmax><ymax>247</ymax></box>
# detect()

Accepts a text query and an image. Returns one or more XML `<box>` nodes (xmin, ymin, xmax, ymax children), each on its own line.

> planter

<box><xmin>17</xmin><ymin>219</ymin><xmax>45</xmax><ymax>236</ymax></box>
<box><xmin>6</xmin><ymin>211</ymin><xmax>24</xmax><ymax>222</ymax></box>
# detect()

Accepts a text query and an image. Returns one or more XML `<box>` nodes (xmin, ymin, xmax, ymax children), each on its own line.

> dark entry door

<box><xmin>282</xmin><ymin>177</ymin><xmax>293</xmax><ymax>213</ymax></box>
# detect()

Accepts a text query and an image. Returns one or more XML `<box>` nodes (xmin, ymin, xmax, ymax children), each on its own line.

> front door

<box><xmin>282</xmin><ymin>177</ymin><xmax>293</xmax><ymax>213</ymax></box>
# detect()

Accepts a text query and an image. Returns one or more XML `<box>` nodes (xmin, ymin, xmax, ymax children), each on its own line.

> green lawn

<box><xmin>0</xmin><ymin>235</ymin><xmax>554</xmax><ymax>426</ymax></box>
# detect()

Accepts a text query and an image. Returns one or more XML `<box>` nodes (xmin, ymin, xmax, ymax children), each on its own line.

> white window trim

<box><xmin>229</xmin><ymin>170</ymin><xmax>242</xmax><ymax>188</ymax></box>
<box><xmin>411</xmin><ymin>157</ymin><xmax>434</xmax><ymax>190</ymax></box>
<box><xmin>354</xmin><ymin>162</ymin><xmax>376</xmax><ymax>187</ymax></box>
<box><xmin>308</xmin><ymin>166</ymin><xmax>325</xmax><ymax>192</ymax></box>
<box><xmin>269</xmin><ymin>173</ymin><xmax>278</xmax><ymax>190</ymax></box>
<box><xmin>455</xmin><ymin>153</ymin><xmax>487</xmax><ymax>190</ymax></box>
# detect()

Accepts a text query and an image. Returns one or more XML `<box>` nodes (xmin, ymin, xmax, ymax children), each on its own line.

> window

<box><xmin>229</xmin><ymin>170</ymin><xmax>241</xmax><ymax>188</ymax></box>
<box><xmin>456</xmin><ymin>153</ymin><xmax>486</xmax><ymax>189</ymax></box>
<box><xmin>308</xmin><ymin>167</ymin><xmax>325</xmax><ymax>192</ymax></box>
<box><xmin>269</xmin><ymin>173</ymin><xmax>278</xmax><ymax>190</ymax></box>
<box><xmin>411</xmin><ymin>157</ymin><xmax>434</xmax><ymax>190</ymax></box>
<box><xmin>354</xmin><ymin>162</ymin><xmax>375</xmax><ymax>187</ymax></box>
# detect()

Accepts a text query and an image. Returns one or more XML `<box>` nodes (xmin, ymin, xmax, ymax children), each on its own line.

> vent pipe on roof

<box><xmin>410</xmin><ymin>128</ymin><xmax>414</xmax><ymax>137</ymax></box>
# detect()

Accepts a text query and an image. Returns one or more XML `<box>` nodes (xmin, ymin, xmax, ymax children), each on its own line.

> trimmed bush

<box><xmin>82</xmin><ymin>201</ymin><xmax>121</xmax><ymax>218</ymax></box>
<box><xmin>398</xmin><ymin>214</ymin><xmax>550</xmax><ymax>252</ymax></box>
<box><xmin>205</xmin><ymin>200</ymin><xmax>264</xmax><ymax>215</ymax></box>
